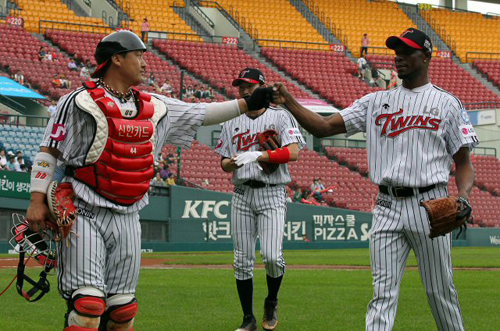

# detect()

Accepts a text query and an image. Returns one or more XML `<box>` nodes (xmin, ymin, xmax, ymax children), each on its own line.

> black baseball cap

<box><xmin>386</xmin><ymin>28</ymin><xmax>433</xmax><ymax>52</ymax></box>
<box><xmin>232</xmin><ymin>68</ymin><xmax>265</xmax><ymax>86</ymax></box>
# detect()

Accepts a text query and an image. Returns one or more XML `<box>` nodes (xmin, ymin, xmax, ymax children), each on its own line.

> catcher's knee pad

<box><xmin>63</xmin><ymin>326</ymin><xmax>98</xmax><ymax>331</ymax></box>
<box><xmin>66</xmin><ymin>287</ymin><xmax>106</xmax><ymax>329</ymax></box>
<box><xmin>104</xmin><ymin>294</ymin><xmax>138</xmax><ymax>331</ymax></box>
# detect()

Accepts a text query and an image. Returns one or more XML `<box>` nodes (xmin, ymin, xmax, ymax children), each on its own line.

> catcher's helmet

<box><xmin>10</xmin><ymin>213</ymin><xmax>57</xmax><ymax>302</ymax></box>
<box><xmin>91</xmin><ymin>30</ymin><xmax>146</xmax><ymax>78</ymax></box>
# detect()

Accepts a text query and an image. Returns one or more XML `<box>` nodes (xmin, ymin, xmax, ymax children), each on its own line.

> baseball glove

<box><xmin>420</xmin><ymin>196</ymin><xmax>473</xmax><ymax>239</ymax></box>
<box><xmin>256</xmin><ymin>129</ymin><xmax>280</xmax><ymax>175</ymax></box>
<box><xmin>46</xmin><ymin>181</ymin><xmax>76</xmax><ymax>243</ymax></box>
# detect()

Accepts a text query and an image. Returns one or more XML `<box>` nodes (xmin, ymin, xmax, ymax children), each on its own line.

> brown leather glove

<box><xmin>420</xmin><ymin>196</ymin><xmax>473</xmax><ymax>238</ymax></box>
<box><xmin>256</xmin><ymin>129</ymin><xmax>280</xmax><ymax>175</ymax></box>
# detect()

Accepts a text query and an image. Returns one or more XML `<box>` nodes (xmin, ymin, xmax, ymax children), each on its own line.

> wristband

<box><xmin>30</xmin><ymin>152</ymin><xmax>57</xmax><ymax>194</ymax></box>
<box><xmin>267</xmin><ymin>147</ymin><xmax>290</xmax><ymax>164</ymax></box>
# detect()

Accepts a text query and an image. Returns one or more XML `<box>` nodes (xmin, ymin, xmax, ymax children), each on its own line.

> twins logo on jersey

<box><xmin>232</xmin><ymin>129</ymin><xmax>259</xmax><ymax>151</ymax></box>
<box><xmin>375</xmin><ymin>108</ymin><xmax>441</xmax><ymax>138</ymax></box>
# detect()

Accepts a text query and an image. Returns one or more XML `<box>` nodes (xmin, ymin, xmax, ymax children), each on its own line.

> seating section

<box><xmin>44</xmin><ymin>30</ymin><xmax>225</xmax><ymax>102</ymax></box>
<box><xmin>325</xmin><ymin>147</ymin><xmax>500</xmax><ymax>227</ymax></box>
<box><xmin>14</xmin><ymin>0</ymin><xmax>110</xmax><ymax>34</ymax></box>
<box><xmin>215</xmin><ymin>0</ymin><xmax>328</xmax><ymax>49</ymax></box>
<box><xmin>0</xmin><ymin>24</ymin><xmax>82</xmax><ymax>100</ymax></box>
<box><xmin>306</xmin><ymin>0</ymin><xmax>415</xmax><ymax>57</ymax></box>
<box><xmin>367</xmin><ymin>54</ymin><xmax>500</xmax><ymax>107</ymax></box>
<box><xmin>473</xmin><ymin>155</ymin><xmax>500</xmax><ymax>195</ymax></box>
<box><xmin>473</xmin><ymin>60</ymin><xmax>500</xmax><ymax>90</ymax></box>
<box><xmin>154</xmin><ymin>40</ymin><xmax>313</xmax><ymax>99</ymax></box>
<box><xmin>420</xmin><ymin>8</ymin><xmax>500</xmax><ymax>62</ymax></box>
<box><xmin>0</xmin><ymin>124</ymin><xmax>45</xmax><ymax>162</ymax></box>
<box><xmin>262</xmin><ymin>47</ymin><xmax>381</xmax><ymax>108</ymax></box>
<box><xmin>118</xmin><ymin>0</ymin><xmax>201</xmax><ymax>41</ymax></box>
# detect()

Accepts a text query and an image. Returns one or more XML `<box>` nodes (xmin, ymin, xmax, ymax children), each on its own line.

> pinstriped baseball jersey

<box><xmin>341</xmin><ymin>82</ymin><xmax>479</xmax><ymax>187</ymax></box>
<box><xmin>215</xmin><ymin>106</ymin><xmax>306</xmax><ymax>185</ymax></box>
<box><xmin>41</xmin><ymin>87</ymin><xmax>205</xmax><ymax>213</ymax></box>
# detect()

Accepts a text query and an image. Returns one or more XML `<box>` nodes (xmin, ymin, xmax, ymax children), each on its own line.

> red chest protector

<box><xmin>73</xmin><ymin>82</ymin><xmax>156</xmax><ymax>205</ymax></box>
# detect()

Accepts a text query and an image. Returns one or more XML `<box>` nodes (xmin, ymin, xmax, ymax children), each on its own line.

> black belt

<box><xmin>379</xmin><ymin>184</ymin><xmax>436</xmax><ymax>198</ymax></box>
<box><xmin>243</xmin><ymin>180</ymin><xmax>277</xmax><ymax>189</ymax></box>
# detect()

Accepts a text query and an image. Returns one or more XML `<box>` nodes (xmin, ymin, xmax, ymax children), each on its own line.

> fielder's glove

<box><xmin>46</xmin><ymin>181</ymin><xmax>77</xmax><ymax>243</ymax></box>
<box><xmin>256</xmin><ymin>129</ymin><xmax>281</xmax><ymax>175</ymax></box>
<box><xmin>420</xmin><ymin>196</ymin><xmax>473</xmax><ymax>239</ymax></box>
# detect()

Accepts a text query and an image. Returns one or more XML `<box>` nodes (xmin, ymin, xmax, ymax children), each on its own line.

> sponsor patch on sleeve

<box><xmin>459</xmin><ymin>124</ymin><xmax>476</xmax><ymax>138</ymax></box>
<box><xmin>286</xmin><ymin>128</ymin><xmax>302</xmax><ymax>137</ymax></box>
<box><xmin>50</xmin><ymin>124</ymin><xmax>66</xmax><ymax>142</ymax></box>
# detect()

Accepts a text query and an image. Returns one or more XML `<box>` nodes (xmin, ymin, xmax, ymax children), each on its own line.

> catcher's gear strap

<box><xmin>267</xmin><ymin>147</ymin><xmax>290</xmax><ymax>164</ymax></box>
<box><xmin>16</xmin><ymin>251</ymin><xmax>51</xmax><ymax>302</ymax></box>
<box><xmin>204</xmin><ymin>100</ymin><xmax>240</xmax><ymax>126</ymax></box>
<box><xmin>67</xmin><ymin>287</ymin><xmax>106</xmax><ymax>329</ymax></box>
<box><xmin>30</xmin><ymin>152</ymin><xmax>56</xmax><ymax>193</ymax></box>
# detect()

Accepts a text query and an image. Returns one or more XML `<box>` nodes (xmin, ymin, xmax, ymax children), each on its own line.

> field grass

<box><xmin>0</xmin><ymin>247</ymin><xmax>498</xmax><ymax>330</ymax></box>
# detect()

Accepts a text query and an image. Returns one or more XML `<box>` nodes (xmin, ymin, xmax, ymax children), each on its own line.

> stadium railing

<box><xmin>301</xmin><ymin>0</ymin><xmax>347</xmax><ymax>48</ymax></box>
<box><xmin>148</xmin><ymin>30</ymin><xmax>242</xmax><ymax>47</ymax></box>
<box><xmin>254</xmin><ymin>39</ymin><xmax>332</xmax><ymax>51</ymax></box>
<box><xmin>0</xmin><ymin>114</ymin><xmax>50</xmax><ymax>127</ymax></box>
<box><xmin>466</xmin><ymin>52</ymin><xmax>500</xmax><ymax>62</ymax></box>
<box><xmin>38</xmin><ymin>20</ymin><xmax>110</xmax><ymax>34</ymax></box>
<box><xmin>321</xmin><ymin>138</ymin><xmax>366</xmax><ymax>149</ymax></box>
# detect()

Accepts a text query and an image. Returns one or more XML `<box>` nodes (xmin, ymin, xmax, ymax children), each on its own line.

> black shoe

<box><xmin>262</xmin><ymin>298</ymin><xmax>278</xmax><ymax>330</ymax></box>
<box><xmin>236</xmin><ymin>314</ymin><xmax>257</xmax><ymax>331</ymax></box>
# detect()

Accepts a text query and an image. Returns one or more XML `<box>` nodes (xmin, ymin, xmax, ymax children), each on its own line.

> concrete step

<box><xmin>459</xmin><ymin>63</ymin><xmax>500</xmax><ymax>98</ymax></box>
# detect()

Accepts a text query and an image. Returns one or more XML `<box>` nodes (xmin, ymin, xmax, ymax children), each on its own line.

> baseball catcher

<box><xmin>421</xmin><ymin>196</ymin><xmax>473</xmax><ymax>238</ymax></box>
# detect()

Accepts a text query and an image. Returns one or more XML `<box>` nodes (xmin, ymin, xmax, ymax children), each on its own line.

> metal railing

<box><xmin>227</xmin><ymin>5</ymin><xmax>258</xmax><ymax>40</ymax></box>
<box><xmin>0</xmin><ymin>114</ymin><xmax>50</xmax><ymax>127</ymax></box>
<box><xmin>321</xmin><ymin>138</ymin><xmax>367</xmax><ymax>149</ymax></box>
<box><xmin>419</xmin><ymin>10</ymin><xmax>456</xmax><ymax>55</ymax></box>
<box><xmin>473</xmin><ymin>147</ymin><xmax>497</xmax><ymax>157</ymax></box>
<box><xmin>302</xmin><ymin>0</ymin><xmax>347</xmax><ymax>48</ymax></box>
<box><xmin>463</xmin><ymin>102</ymin><xmax>500</xmax><ymax>111</ymax></box>
<box><xmin>198</xmin><ymin>1</ymin><xmax>239</xmax><ymax>30</ymax></box>
<box><xmin>191</xmin><ymin>1</ymin><xmax>215</xmax><ymax>29</ymax></box>
<box><xmin>0</xmin><ymin>95</ymin><xmax>26</xmax><ymax>113</ymax></box>
<box><xmin>466</xmin><ymin>52</ymin><xmax>500</xmax><ymax>62</ymax></box>
<box><xmin>38</xmin><ymin>20</ymin><xmax>111</xmax><ymax>34</ymax></box>
<box><xmin>254</xmin><ymin>38</ymin><xmax>331</xmax><ymax>51</ymax></box>
<box><xmin>148</xmin><ymin>30</ymin><xmax>241</xmax><ymax>47</ymax></box>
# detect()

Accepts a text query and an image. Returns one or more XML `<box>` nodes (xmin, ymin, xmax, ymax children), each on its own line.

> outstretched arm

<box><xmin>272</xmin><ymin>83</ymin><xmax>347</xmax><ymax>137</ymax></box>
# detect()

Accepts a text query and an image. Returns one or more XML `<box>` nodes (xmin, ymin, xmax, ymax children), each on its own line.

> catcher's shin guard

<box><xmin>66</xmin><ymin>287</ymin><xmax>106</xmax><ymax>329</ymax></box>
<box><xmin>99</xmin><ymin>294</ymin><xmax>138</xmax><ymax>331</ymax></box>
<box><xmin>63</xmin><ymin>326</ymin><xmax>98</xmax><ymax>330</ymax></box>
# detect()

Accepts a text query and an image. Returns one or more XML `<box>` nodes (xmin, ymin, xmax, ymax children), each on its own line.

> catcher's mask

<box><xmin>9</xmin><ymin>213</ymin><xmax>58</xmax><ymax>302</ymax></box>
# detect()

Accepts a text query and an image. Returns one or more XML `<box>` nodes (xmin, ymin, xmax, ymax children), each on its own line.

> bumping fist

<box><xmin>244</xmin><ymin>87</ymin><xmax>273</xmax><ymax>111</ymax></box>
<box><xmin>272</xmin><ymin>83</ymin><xmax>290</xmax><ymax>105</ymax></box>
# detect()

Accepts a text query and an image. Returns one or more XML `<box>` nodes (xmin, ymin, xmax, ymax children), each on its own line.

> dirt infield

<box><xmin>1</xmin><ymin>257</ymin><xmax>499</xmax><ymax>271</ymax></box>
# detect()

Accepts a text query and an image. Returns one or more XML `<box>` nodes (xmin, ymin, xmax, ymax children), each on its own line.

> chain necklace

<box><xmin>98</xmin><ymin>78</ymin><xmax>133</xmax><ymax>103</ymax></box>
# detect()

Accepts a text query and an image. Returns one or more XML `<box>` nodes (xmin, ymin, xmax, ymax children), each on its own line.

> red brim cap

<box><xmin>90</xmin><ymin>59</ymin><xmax>109</xmax><ymax>78</ymax></box>
<box><xmin>386</xmin><ymin>36</ymin><xmax>422</xmax><ymax>50</ymax></box>
<box><xmin>232</xmin><ymin>77</ymin><xmax>259</xmax><ymax>86</ymax></box>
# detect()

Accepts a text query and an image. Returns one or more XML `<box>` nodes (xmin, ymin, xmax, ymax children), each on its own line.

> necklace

<box><xmin>99</xmin><ymin>78</ymin><xmax>133</xmax><ymax>102</ymax></box>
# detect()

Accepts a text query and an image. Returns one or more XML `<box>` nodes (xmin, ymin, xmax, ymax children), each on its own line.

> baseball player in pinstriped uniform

<box><xmin>25</xmin><ymin>32</ymin><xmax>272</xmax><ymax>331</ymax></box>
<box><xmin>271</xmin><ymin>29</ymin><xmax>478</xmax><ymax>331</ymax></box>
<box><xmin>215</xmin><ymin>68</ymin><xmax>305</xmax><ymax>331</ymax></box>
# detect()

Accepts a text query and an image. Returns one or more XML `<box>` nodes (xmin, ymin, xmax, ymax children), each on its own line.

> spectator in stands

<box><xmin>361</xmin><ymin>33</ymin><xmax>369</xmax><ymax>57</ymax></box>
<box><xmin>151</xmin><ymin>172</ymin><xmax>166</xmax><ymax>187</ymax></box>
<box><xmin>59</xmin><ymin>74</ymin><xmax>72</xmax><ymax>89</ymax></box>
<box><xmin>166</xmin><ymin>173</ymin><xmax>176</xmax><ymax>186</ymax></box>
<box><xmin>206</xmin><ymin>87</ymin><xmax>214</xmax><ymax>100</ymax></box>
<box><xmin>194</xmin><ymin>85</ymin><xmax>203</xmax><ymax>99</ymax></box>
<box><xmin>38</xmin><ymin>46</ymin><xmax>47</xmax><ymax>61</ymax></box>
<box><xmin>80</xmin><ymin>64</ymin><xmax>91</xmax><ymax>79</ymax></box>
<box><xmin>310</xmin><ymin>178</ymin><xmax>325</xmax><ymax>202</ymax></box>
<box><xmin>16</xmin><ymin>151</ymin><xmax>24</xmax><ymax>166</ymax></box>
<box><xmin>6</xmin><ymin>153</ymin><xmax>16</xmax><ymax>171</ymax></box>
<box><xmin>14</xmin><ymin>156</ymin><xmax>22</xmax><ymax>172</ymax></box>
<box><xmin>155</xmin><ymin>152</ymin><xmax>165</xmax><ymax>166</ymax></box>
<box><xmin>357</xmin><ymin>54</ymin><xmax>367</xmax><ymax>80</ymax></box>
<box><xmin>141</xmin><ymin>17</ymin><xmax>150</xmax><ymax>43</ymax></box>
<box><xmin>47</xmin><ymin>100</ymin><xmax>57</xmax><ymax>117</ymax></box>
<box><xmin>165</xmin><ymin>153</ymin><xmax>176</xmax><ymax>165</ymax></box>
<box><xmin>0</xmin><ymin>149</ymin><xmax>7</xmax><ymax>170</ymax></box>
<box><xmin>46</xmin><ymin>51</ymin><xmax>54</xmax><ymax>62</ymax></box>
<box><xmin>74</xmin><ymin>54</ymin><xmax>83</xmax><ymax>67</ymax></box>
<box><xmin>292</xmin><ymin>187</ymin><xmax>304</xmax><ymax>203</ymax></box>
<box><xmin>159</xmin><ymin>163</ymin><xmax>171</xmax><ymax>180</ymax></box>
<box><xmin>68</xmin><ymin>58</ymin><xmax>78</xmax><ymax>72</ymax></box>
<box><xmin>370</xmin><ymin>67</ymin><xmax>380</xmax><ymax>87</ymax></box>
<box><xmin>185</xmin><ymin>85</ymin><xmax>194</xmax><ymax>99</ymax></box>
<box><xmin>148</xmin><ymin>73</ymin><xmax>158</xmax><ymax>89</ymax></box>
<box><xmin>85</xmin><ymin>60</ymin><xmax>95</xmax><ymax>76</ymax></box>
<box><xmin>160</xmin><ymin>79</ymin><xmax>173</xmax><ymax>94</ymax></box>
